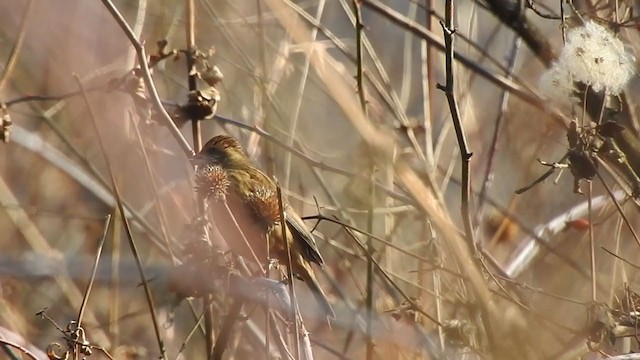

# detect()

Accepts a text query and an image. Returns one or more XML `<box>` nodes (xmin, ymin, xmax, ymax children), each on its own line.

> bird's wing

<box><xmin>284</xmin><ymin>204</ymin><xmax>324</xmax><ymax>266</ymax></box>
<box><xmin>245</xmin><ymin>168</ymin><xmax>324</xmax><ymax>266</ymax></box>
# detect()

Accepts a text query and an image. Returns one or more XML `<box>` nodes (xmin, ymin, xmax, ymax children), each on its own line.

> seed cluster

<box><xmin>194</xmin><ymin>165</ymin><xmax>230</xmax><ymax>200</ymax></box>
<box><xmin>540</xmin><ymin>21</ymin><xmax>635</xmax><ymax>103</ymax></box>
<box><xmin>245</xmin><ymin>186</ymin><xmax>281</xmax><ymax>228</ymax></box>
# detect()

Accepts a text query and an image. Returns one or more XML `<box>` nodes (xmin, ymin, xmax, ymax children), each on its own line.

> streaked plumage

<box><xmin>192</xmin><ymin>135</ymin><xmax>334</xmax><ymax>318</ymax></box>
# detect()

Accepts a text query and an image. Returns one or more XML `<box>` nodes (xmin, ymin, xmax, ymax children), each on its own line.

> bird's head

<box><xmin>191</xmin><ymin>135</ymin><xmax>249</xmax><ymax>169</ymax></box>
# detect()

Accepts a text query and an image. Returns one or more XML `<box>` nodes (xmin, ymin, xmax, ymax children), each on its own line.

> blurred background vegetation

<box><xmin>1</xmin><ymin>0</ymin><xmax>640</xmax><ymax>359</ymax></box>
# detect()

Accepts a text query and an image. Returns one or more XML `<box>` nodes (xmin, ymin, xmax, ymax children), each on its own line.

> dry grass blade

<box><xmin>212</xmin><ymin>297</ymin><xmax>244</xmax><ymax>360</ymax></box>
<box><xmin>0</xmin><ymin>338</ymin><xmax>39</xmax><ymax>360</ymax></box>
<box><xmin>75</xmin><ymin>75</ymin><xmax>167</xmax><ymax>359</ymax></box>
<box><xmin>6</xmin><ymin>0</ymin><xmax>640</xmax><ymax>358</ymax></box>
<box><xmin>76</xmin><ymin>214</ymin><xmax>111</xmax><ymax>327</ymax></box>
<box><xmin>276</xmin><ymin>181</ymin><xmax>301</xmax><ymax>359</ymax></box>
<box><xmin>0</xmin><ymin>0</ymin><xmax>33</xmax><ymax>92</ymax></box>
<box><xmin>265</xmin><ymin>0</ymin><xmax>496</xmax><ymax>327</ymax></box>
<box><xmin>99</xmin><ymin>0</ymin><xmax>193</xmax><ymax>156</ymax></box>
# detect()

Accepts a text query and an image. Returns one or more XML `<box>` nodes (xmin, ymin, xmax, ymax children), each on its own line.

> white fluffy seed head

<box><xmin>539</xmin><ymin>64</ymin><xmax>577</xmax><ymax>105</ymax></box>
<box><xmin>539</xmin><ymin>20</ymin><xmax>635</xmax><ymax>103</ymax></box>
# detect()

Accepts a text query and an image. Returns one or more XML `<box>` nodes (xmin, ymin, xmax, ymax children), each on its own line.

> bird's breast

<box><xmin>209</xmin><ymin>189</ymin><xmax>271</xmax><ymax>263</ymax></box>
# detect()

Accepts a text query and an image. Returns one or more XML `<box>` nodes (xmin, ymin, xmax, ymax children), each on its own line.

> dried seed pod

<box><xmin>245</xmin><ymin>186</ymin><xmax>280</xmax><ymax>229</ymax></box>
<box><xmin>180</xmin><ymin>86</ymin><xmax>220</xmax><ymax>120</ymax></box>
<box><xmin>194</xmin><ymin>165</ymin><xmax>229</xmax><ymax>200</ymax></box>
<box><xmin>200</xmin><ymin>64</ymin><xmax>224</xmax><ymax>87</ymax></box>
<box><xmin>0</xmin><ymin>103</ymin><xmax>11</xmax><ymax>143</ymax></box>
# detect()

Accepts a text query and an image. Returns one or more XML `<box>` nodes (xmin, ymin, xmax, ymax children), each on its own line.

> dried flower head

<box><xmin>538</xmin><ymin>64</ymin><xmax>579</xmax><ymax>104</ymax></box>
<box><xmin>181</xmin><ymin>87</ymin><xmax>220</xmax><ymax>120</ymax></box>
<box><xmin>442</xmin><ymin>319</ymin><xmax>475</xmax><ymax>347</ymax></box>
<box><xmin>244</xmin><ymin>186</ymin><xmax>281</xmax><ymax>228</ymax></box>
<box><xmin>540</xmin><ymin>20</ymin><xmax>635</xmax><ymax>103</ymax></box>
<box><xmin>200</xmin><ymin>64</ymin><xmax>224</xmax><ymax>87</ymax></box>
<box><xmin>194</xmin><ymin>165</ymin><xmax>229</xmax><ymax>199</ymax></box>
<box><xmin>0</xmin><ymin>103</ymin><xmax>11</xmax><ymax>143</ymax></box>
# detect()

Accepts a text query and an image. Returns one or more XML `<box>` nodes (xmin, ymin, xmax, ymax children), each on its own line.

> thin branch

<box><xmin>0</xmin><ymin>339</ymin><xmax>38</xmax><ymax>360</ymax></box>
<box><xmin>276</xmin><ymin>182</ymin><xmax>301</xmax><ymax>359</ymax></box>
<box><xmin>594</xmin><ymin>161</ymin><xmax>640</xmax><ymax>248</ymax></box>
<box><xmin>263</xmin><ymin>3</ymin><xmax>495</xmax><ymax>355</ymax></box>
<box><xmin>437</xmin><ymin>0</ymin><xmax>476</xmax><ymax>255</ymax></box>
<box><xmin>515</xmin><ymin>154</ymin><xmax>569</xmax><ymax>194</ymax></box>
<box><xmin>526</xmin><ymin>0</ymin><xmax>562</xmax><ymax>19</ymax></box>
<box><xmin>212</xmin><ymin>297</ymin><xmax>244</xmax><ymax>360</ymax></box>
<box><xmin>129</xmin><ymin>114</ymin><xmax>178</xmax><ymax>261</ymax></box>
<box><xmin>283</xmin><ymin>0</ymin><xmax>326</xmax><ymax>190</ymax></box>
<box><xmin>352</xmin><ymin>2</ymin><xmax>375</xmax><ymax>359</ymax></box>
<box><xmin>5</xmin><ymin>86</ymin><xmax>105</xmax><ymax>107</ymax></box>
<box><xmin>361</xmin><ymin>0</ymin><xmax>570</xmax><ymax>130</ymax></box>
<box><xmin>0</xmin><ymin>0</ymin><xmax>33</xmax><ymax>92</ymax></box>
<box><xmin>505</xmin><ymin>189</ymin><xmax>625</xmax><ymax>277</ymax></box>
<box><xmin>99</xmin><ymin>0</ymin><xmax>194</xmax><ymax>156</ymax></box>
<box><xmin>10</xmin><ymin>125</ymin><xmax>169</xmax><ymax>254</ymax></box>
<box><xmin>75</xmin><ymin>75</ymin><xmax>167</xmax><ymax>359</ymax></box>
<box><xmin>0</xmin><ymin>182</ymin><xmax>111</xmax><ymax>347</ymax></box>
<box><xmin>478</xmin><ymin>37</ymin><xmax>521</xmax><ymax>211</ymax></box>
<box><xmin>76</xmin><ymin>215</ymin><xmax>111</xmax><ymax>327</ymax></box>
<box><xmin>185</xmin><ymin>0</ymin><xmax>201</xmax><ymax>152</ymax></box>
<box><xmin>482</xmin><ymin>0</ymin><xmax>556</xmax><ymax>66</ymax></box>
<box><xmin>587</xmin><ymin>183</ymin><xmax>596</xmax><ymax>302</ymax></box>
<box><xmin>341</xmin><ymin>225</ymin><xmax>441</xmax><ymax>326</ymax></box>
<box><xmin>422</xmin><ymin>0</ymin><xmax>436</xmax><ymax>169</ymax></box>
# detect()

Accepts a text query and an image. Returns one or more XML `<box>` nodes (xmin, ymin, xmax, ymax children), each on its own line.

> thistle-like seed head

<box><xmin>194</xmin><ymin>165</ymin><xmax>230</xmax><ymax>200</ymax></box>
<box><xmin>245</xmin><ymin>186</ymin><xmax>281</xmax><ymax>228</ymax></box>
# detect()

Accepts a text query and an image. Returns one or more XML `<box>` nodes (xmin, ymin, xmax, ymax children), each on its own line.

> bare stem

<box><xmin>588</xmin><ymin>182</ymin><xmax>596</xmax><ymax>302</ymax></box>
<box><xmin>276</xmin><ymin>182</ymin><xmax>301</xmax><ymax>359</ymax></box>
<box><xmin>99</xmin><ymin>0</ymin><xmax>194</xmax><ymax>156</ymax></box>
<box><xmin>75</xmin><ymin>75</ymin><xmax>166</xmax><ymax>359</ymax></box>
<box><xmin>437</xmin><ymin>0</ymin><xmax>475</xmax><ymax>257</ymax></box>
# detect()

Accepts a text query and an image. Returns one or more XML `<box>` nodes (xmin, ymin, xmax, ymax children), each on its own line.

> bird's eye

<box><xmin>207</xmin><ymin>147</ymin><xmax>225</xmax><ymax>163</ymax></box>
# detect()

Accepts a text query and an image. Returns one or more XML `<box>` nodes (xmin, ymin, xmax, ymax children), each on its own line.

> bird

<box><xmin>191</xmin><ymin>135</ymin><xmax>335</xmax><ymax>318</ymax></box>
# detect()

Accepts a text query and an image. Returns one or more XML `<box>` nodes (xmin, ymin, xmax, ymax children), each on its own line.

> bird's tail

<box><xmin>299</xmin><ymin>265</ymin><xmax>336</xmax><ymax>319</ymax></box>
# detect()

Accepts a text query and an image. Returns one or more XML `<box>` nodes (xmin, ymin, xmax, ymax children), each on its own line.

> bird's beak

<box><xmin>190</xmin><ymin>153</ymin><xmax>206</xmax><ymax>167</ymax></box>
